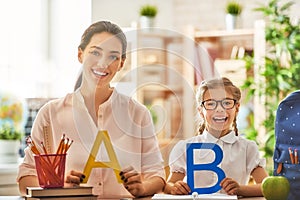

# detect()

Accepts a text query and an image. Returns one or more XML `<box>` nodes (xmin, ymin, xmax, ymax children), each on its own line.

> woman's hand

<box><xmin>120</xmin><ymin>166</ymin><xmax>145</xmax><ymax>197</ymax></box>
<box><xmin>220</xmin><ymin>177</ymin><xmax>240</xmax><ymax>195</ymax></box>
<box><xmin>169</xmin><ymin>181</ymin><xmax>191</xmax><ymax>195</ymax></box>
<box><xmin>65</xmin><ymin>170</ymin><xmax>85</xmax><ymax>187</ymax></box>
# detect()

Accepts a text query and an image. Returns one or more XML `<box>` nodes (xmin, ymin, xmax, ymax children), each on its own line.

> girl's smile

<box><xmin>212</xmin><ymin>115</ymin><xmax>228</xmax><ymax>123</ymax></box>
<box><xmin>200</xmin><ymin>87</ymin><xmax>239</xmax><ymax>137</ymax></box>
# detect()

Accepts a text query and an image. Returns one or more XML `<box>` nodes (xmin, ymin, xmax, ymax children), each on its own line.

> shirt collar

<box><xmin>203</xmin><ymin>130</ymin><xmax>238</xmax><ymax>144</ymax></box>
<box><xmin>75</xmin><ymin>88</ymin><xmax>116</xmax><ymax>108</ymax></box>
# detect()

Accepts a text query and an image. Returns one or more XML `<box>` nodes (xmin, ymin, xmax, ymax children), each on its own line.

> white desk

<box><xmin>0</xmin><ymin>197</ymin><xmax>266</xmax><ymax>200</ymax></box>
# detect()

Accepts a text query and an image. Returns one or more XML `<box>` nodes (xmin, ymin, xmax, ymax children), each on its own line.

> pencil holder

<box><xmin>34</xmin><ymin>154</ymin><xmax>66</xmax><ymax>188</ymax></box>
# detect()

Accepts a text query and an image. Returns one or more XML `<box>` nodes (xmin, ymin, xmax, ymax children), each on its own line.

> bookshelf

<box><xmin>136</xmin><ymin>29</ymin><xmax>197</xmax><ymax>176</ymax></box>
<box><xmin>113</xmin><ymin>28</ymin><xmax>196</xmax><ymax>175</ymax></box>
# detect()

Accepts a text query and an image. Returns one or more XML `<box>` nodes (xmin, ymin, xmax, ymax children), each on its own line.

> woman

<box><xmin>17</xmin><ymin>21</ymin><xmax>165</xmax><ymax>199</ymax></box>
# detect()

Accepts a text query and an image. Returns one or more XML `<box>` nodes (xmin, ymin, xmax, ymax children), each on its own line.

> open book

<box><xmin>152</xmin><ymin>193</ymin><xmax>238</xmax><ymax>200</ymax></box>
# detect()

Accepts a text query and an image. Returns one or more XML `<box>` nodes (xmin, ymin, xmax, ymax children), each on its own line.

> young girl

<box><xmin>164</xmin><ymin>77</ymin><xmax>268</xmax><ymax>197</ymax></box>
<box><xmin>17</xmin><ymin>21</ymin><xmax>165</xmax><ymax>198</ymax></box>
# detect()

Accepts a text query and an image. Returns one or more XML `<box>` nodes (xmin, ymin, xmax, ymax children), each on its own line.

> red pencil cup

<box><xmin>34</xmin><ymin>154</ymin><xmax>66</xmax><ymax>188</ymax></box>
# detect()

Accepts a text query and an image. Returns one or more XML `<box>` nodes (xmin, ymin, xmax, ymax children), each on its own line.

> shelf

<box><xmin>194</xmin><ymin>29</ymin><xmax>254</xmax><ymax>39</ymax></box>
<box><xmin>138</xmin><ymin>29</ymin><xmax>183</xmax><ymax>42</ymax></box>
<box><xmin>194</xmin><ymin>29</ymin><xmax>254</xmax><ymax>60</ymax></box>
<box><xmin>139</xmin><ymin>85</ymin><xmax>183</xmax><ymax>93</ymax></box>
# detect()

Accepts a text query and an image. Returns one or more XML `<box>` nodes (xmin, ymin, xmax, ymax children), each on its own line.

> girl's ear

<box><xmin>235</xmin><ymin>103</ymin><xmax>240</xmax><ymax>119</ymax></box>
<box><xmin>235</xmin><ymin>102</ymin><xmax>240</xmax><ymax>112</ymax></box>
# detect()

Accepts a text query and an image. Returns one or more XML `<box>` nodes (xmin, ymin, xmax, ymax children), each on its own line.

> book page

<box><xmin>152</xmin><ymin>193</ymin><xmax>238</xmax><ymax>200</ymax></box>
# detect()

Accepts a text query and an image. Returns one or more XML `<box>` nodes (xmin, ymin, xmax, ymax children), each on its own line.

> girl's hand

<box><xmin>220</xmin><ymin>177</ymin><xmax>240</xmax><ymax>195</ymax></box>
<box><xmin>65</xmin><ymin>170</ymin><xmax>85</xmax><ymax>186</ymax></box>
<box><xmin>169</xmin><ymin>181</ymin><xmax>191</xmax><ymax>195</ymax></box>
<box><xmin>120</xmin><ymin>166</ymin><xmax>145</xmax><ymax>197</ymax></box>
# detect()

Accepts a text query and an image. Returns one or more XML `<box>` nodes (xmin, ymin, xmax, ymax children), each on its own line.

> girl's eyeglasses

<box><xmin>201</xmin><ymin>98</ymin><xmax>237</xmax><ymax>110</ymax></box>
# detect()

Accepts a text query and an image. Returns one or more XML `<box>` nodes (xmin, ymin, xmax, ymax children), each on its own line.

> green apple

<box><xmin>261</xmin><ymin>176</ymin><xmax>290</xmax><ymax>200</ymax></box>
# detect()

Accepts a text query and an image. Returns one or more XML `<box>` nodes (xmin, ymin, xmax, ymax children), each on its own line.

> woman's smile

<box><xmin>92</xmin><ymin>68</ymin><xmax>109</xmax><ymax>77</ymax></box>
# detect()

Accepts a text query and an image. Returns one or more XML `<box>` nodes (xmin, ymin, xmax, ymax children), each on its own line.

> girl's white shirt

<box><xmin>17</xmin><ymin>88</ymin><xmax>165</xmax><ymax>199</ymax></box>
<box><xmin>169</xmin><ymin>130</ymin><xmax>266</xmax><ymax>189</ymax></box>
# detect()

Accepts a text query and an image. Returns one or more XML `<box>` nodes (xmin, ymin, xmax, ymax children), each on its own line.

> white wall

<box><xmin>92</xmin><ymin>0</ymin><xmax>300</xmax><ymax>32</ymax></box>
<box><xmin>1</xmin><ymin>0</ymin><xmax>300</xmax><ymax>98</ymax></box>
<box><xmin>48</xmin><ymin>0</ymin><xmax>92</xmax><ymax>97</ymax></box>
<box><xmin>91</xmin><ymin>0</ymin><xmax>173</xmax><ymax>29</ymax></box>
<box><xmin>0</xmin><ymin>0</ymin><xmax>92</xmax><ymax>98</ymax></box>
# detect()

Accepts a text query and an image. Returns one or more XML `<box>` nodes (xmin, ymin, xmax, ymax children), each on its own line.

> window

<box><xmin>0</xmin><ymin>0</ymin><xmax>91</xmax><ymax>98</ymax></box>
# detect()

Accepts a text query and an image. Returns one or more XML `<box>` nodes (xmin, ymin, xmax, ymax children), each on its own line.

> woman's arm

<box><xmin>140</xmin><ymin>176</ymin><xmax>166</xmax><ymax>196</ymax></box>
<box><xmin>18</xmin><ymin>175</ymin><xmax>39</xmax><ymax>196</ymax></box>
<box><xmin>121</xmin><ymin>166</ymin><xmax>165</xmax><ymax>197</ymax></box>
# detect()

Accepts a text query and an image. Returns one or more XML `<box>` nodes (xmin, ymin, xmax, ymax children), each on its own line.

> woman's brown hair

<box><xmin>74</xmin><ymin>21</ymin><xmax>127</xmax><ymax>91</ymax></box>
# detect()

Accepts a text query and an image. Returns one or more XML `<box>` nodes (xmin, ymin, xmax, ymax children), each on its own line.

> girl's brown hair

<box><xmin>196</xmin><ymin>77</ymin><xmax>241</xmax><ymax>136</ymax></box>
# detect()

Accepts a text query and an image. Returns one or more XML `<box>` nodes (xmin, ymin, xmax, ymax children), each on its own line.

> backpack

<box><xmin>273</xmin><ymin>90</ymin><xmax>300</xmax><ymax>200</ymax></box>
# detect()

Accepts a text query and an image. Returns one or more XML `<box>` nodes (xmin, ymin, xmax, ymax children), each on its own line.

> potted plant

<box><xmin>0</xmin><ymin>123</ymin><xmax>23</xmax><ymax>140</ymax></box>
<box><xmin>139</xmin><ymin>4</ymin><xmax>158</xmax><ymax>29</ymax></box>
<box><xmin>0</xmin><ymin>92</ymin><xmax>27</xmax><ymax>163</ymax></box>
<box><xmin>225</xmin><ymin>1</ymin><xmax>242</xmax><ymax>30</ymax></box>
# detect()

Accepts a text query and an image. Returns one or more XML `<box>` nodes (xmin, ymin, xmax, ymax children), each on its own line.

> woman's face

<box><xmin>78</xmin><ymin>32</ymin><xmax>124</xmax><ymax>89</ymax></box>
<box><xmin>199</xmin><ymin>87</ymin><xmax>239</xmax><ymax>137</ymax></box>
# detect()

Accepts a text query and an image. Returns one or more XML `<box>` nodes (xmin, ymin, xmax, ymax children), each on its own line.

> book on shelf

<box><xmin>151</xmin><ymin>193</ymin><xmax>238</xmax><ymax>200</ymax></box>
<box><xmin>26</xmin><ymin>185</ymin><xmax>93</xmax><ymax>197</ymax></box>
<box><xmin>25</xmin><ymin>196</ymin><xmax>97</xmax><ymax>200</ymax></box>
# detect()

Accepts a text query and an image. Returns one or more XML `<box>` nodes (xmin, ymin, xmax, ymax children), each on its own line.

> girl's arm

<box><xmin>237</xmin><ymin>166</ymin><xmax>268</xmax><ymax>197</ymax></box>
<box><xmin>221</xmin><ymin>166</ymin><xmax>268</xmax><ymax>196</ymax></box>
<box><xmin>164</xmin><ymin>172</ymin><xmax>191</xmax><ymax>195</ymax></box>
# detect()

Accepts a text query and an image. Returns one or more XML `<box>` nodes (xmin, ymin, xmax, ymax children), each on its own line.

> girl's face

<box><xmin>78</xmin><ymin>32</ymin><xmax>124</xmax><ymax>89</ymax></box>
<box><xmin>199</xmin><ymin>87</ymin><xmax>239</xmax><ymax>137</ymax></box>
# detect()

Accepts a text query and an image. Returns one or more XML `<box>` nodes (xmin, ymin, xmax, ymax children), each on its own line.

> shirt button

<box><xmin>98</xmin><ymin>182</ymin><xmax>102</xmax><ymax>186</ymax></box>
<box><xmin>99</xmin><ymin>114</ymin><xmax>102</xmax><ymax>118</ymax></box>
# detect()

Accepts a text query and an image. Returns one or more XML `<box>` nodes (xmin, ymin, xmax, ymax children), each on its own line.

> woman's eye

<box><xmin>89</xmin><ymin>50</ymin><xmax>100</xmax><ymax>56</ymax></box>
<box><xmin>109</xmin><ymin>55</ymin><xmax>119</xmax><ymax>61</ymax></box>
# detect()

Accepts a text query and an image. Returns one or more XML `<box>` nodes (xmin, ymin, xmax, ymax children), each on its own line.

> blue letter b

<box><xmin>186</xmin><ymin>143</ymin><xmax>225</xmax><ymax>194</ymax></box>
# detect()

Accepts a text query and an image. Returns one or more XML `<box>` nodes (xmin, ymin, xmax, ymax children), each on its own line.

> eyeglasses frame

<box><xmin>201</xmin><ymin>98</ymin><xmax>237</xmax><ymax>110</ymax></box>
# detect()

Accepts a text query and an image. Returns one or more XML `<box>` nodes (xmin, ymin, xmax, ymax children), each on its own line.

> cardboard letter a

<box><xmin>82</xmin><ymin>130</ymin><xmax>122</xmax><ymax>183</ymax></box>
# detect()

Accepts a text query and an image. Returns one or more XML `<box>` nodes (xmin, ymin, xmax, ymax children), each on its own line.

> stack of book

<box><xmin>25</xmin><ymin>186</ymin><xmax>97</xmax><ymax>200</ymax></box>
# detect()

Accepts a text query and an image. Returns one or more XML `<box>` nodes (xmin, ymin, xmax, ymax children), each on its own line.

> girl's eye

<box><xmin>207</xmin><ymin>102</ymin><xmax>215</xmax><ymax>106</ymax></box>
<box><xmin>223</xmin><ymin>101</ymin><xmax>230</xmax><ymax>105</ymax></box>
